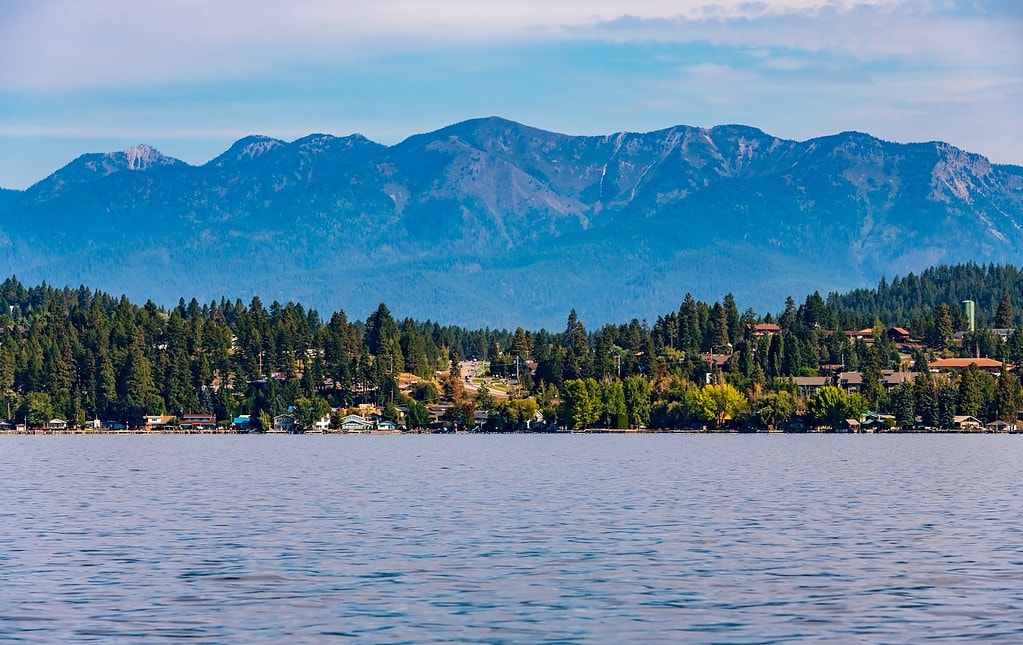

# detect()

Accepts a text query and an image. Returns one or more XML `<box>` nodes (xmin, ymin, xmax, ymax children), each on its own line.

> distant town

<box><xmin>2</xmin><ymin>264</ymin><xmax>1023</xmax><ymax>436</ymax></box>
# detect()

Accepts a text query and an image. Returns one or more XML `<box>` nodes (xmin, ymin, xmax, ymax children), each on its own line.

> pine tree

<box><xmin>996</xmin><ymin>293</ymin><xmax>1014</xmax><ymax>328</ymax></box>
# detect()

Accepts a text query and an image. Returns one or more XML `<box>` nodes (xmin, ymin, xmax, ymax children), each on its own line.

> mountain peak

<box><xmin>208</xmin><ymin>136</ymin><xmax>286</xmax><ymax>167</ymax></box>
<box><xmin>122</xmin><ymin>143</ymin><xmax>163</xmax><ymax>170</ymax></box>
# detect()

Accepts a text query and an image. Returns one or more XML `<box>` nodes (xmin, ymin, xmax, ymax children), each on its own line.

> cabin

<box><xmin>985</xmin><ymin>420</ymin><xmax>1016</xmax><ymax>433</ymax></box>
<box><xmin>47</xmin><ymin>418</ymin><xmax>69</xmax><ymax>431</ymax></box>
<box><xmin>953</xmin><ymin>415</ymin><xmax>983</xmax><ymax>431</ymax></box>
<box><xmin>887</xmin><ymin>327</ymin><xmax>912</xmax><ymax>343</ymax></box>
<box><xmin>180</xmin><ymin>413</ymin><xmax>216</xmax><ymax>432</ymax></box>
<box><xmin>749</xmin><ymin>323</ymin><xmax>781</xmax><ymax>337</ymax></box>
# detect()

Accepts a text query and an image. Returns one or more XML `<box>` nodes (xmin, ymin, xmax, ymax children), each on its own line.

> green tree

<box><xmin>601</xmin><ymin>379</ymin><xmax>627</xmax><ymax>428</ymax></box>
<box><xmin>564</xmin><ymin>310</ymin><xmax>590</xmax><ymax>380</ymax></box>
<box><xmin>807</xmin><ymin>386</ymin><xmax>851</xmax><ymax>429</ymax></box>
<box><xmin>956</xmin><ymin>363</ymin><xmax>985</xmax><ymax>417</ymax></box>
<box><xmin>996</xmin><ymin>293</ymin><xmax>1014</xmax><ymax>328</ymax></box>
<box><xmin>294</xmin><ymin>396</ymin><xmax>330</xmax><ymax>430</ymax></box>
<box><xmin>405</xmin><ymin>399</ymin><xmax>432</xmax><ymax>430</ymax></box>
<box><xmin>258</xmin><ymin>409</ymin><xmax>273</xmax><ymax>432</ymax></box>
<box><xmin>19</xmin><ymin>391</ymin><xmax>53</xmax><ymax>427</ymax></box>
<box><xmin>560</xmin><ymin>378</ymin><xmax>601</xmax><ymax>430</ymax></box>
<box><xmin>928</xmin><ymin>304</ymin><xmax>954</xmax><ymax>350</ymax></box>
<box><xmin>474</xmin><ymin>385</ymin><xmax>495</xmax><ymax>412</ymax></box>
<box><xmin>994</xmin><ymin>372</ymin><xmax>1020</xmax><ymax>423</ymax></box>
<box><xmin>623</xmin><ymin>375</ymin><xmax>651</xmax><ymax>428</ymax></box>
<box><xmin>696</xmin><ymin>383</ymin><xmax>747</xmax><ymax>429</ymax></box>
<box><xmin>935</xmin><ymin>383</ymin><xmax>957</xmax><ymax>428</ymax></box>
<box><xmin>756</xmin><ymin>390</ymin><xmax>795</xmax><ymax>430</ymax></box>
<box><xmin>891</xmin><ymin>381</ymin><xmax>916</xmax><ymax>428</ymax></box>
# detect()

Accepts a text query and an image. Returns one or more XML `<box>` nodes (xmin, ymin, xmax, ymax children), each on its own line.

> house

<box><xmin>844</xmin><ymin>328</ymin><xmax>874</xmax><ymax>341</ymax></box>
<box><xmin>85</xmin><ymin>418</ymin><xmax>102</xmax><ymax>430</ymax></box>
<box><xmin>46</xmin><ymin>418</ymin><xmax>69</xmax><ymax>431</ymax></box>
<box><xmin>953</xmin><ymin>415</ymin><xmax>983</xmax><ymax>431</ymax></box>
<box><xmin>882</xmin><ymin>371</ymin><xmax>918</xmax><ymax>390</ymax></box>
<box><xmin>838</xmin><ymin>371</ymin><xmax>863</xmax><ymax>392</ymax></box>
<box><xmin>143</xmin><ymin>414</ymin><xmax>175</xmax><ymax>430</ymax></box>
<box><xmin>862</xmin><ymin>413</ymin><xmax>896</xmax><ymax>432</ymax></box>
<box><xmin>985</xmin><ymin>420</ymin><xmax>1016</xmax><ymax>433</ymax></box>
<box><xmin>701</xmin><ymin>353</ymin><xmax>731</xmax><ymax>368</ymax></box>
<box><xmin>928</xmin><ymin>358</ymin><xmax>1004</xmax><ymax>375</ymax></box>
<box><xmin>102</xmin><ymin>420</ymin><xmax>126</xmax><ymax>431</ymax></box>
<box><xmin>376</xmin><ymin>419</ymin><xmax>400</xmax><ymax>431</ymax></box>
<box><xmin>842</xmin><ymin>418</ymin><xmax>862</xmax><ymax>432</ymax></box>
<box><xmin>793</xmin><ymin>376</ymin><xmax>830</xmax><ymax>398</ymax></box>
<box><xmin>749</xmin><ymin>323</ymin><xmax>781</xmax><ymax>337</ymax></box>
<box><xmin>311</xmin><ymin>414</ymin><xmax>331</xmax><ymax>432</ymax></box>
<box><xmin>887</xmin><ymin>327</ymin><xmax>912</xmax><ymax>343</ymax></box>
<box><xmin>427</xmin><ymin>404</ymin><xmax>451</xmax><ymax>423</ymax></box>
<box><xmin>954</xmin><ymin>329</ymin><xmax>1014</xmax><ymax>341</ymax></box>
<box><xmin>232</xmin><ymin>415</ymin><xmax>253</xmax><ymax>432</ymax></box>
<box><xmin>340</xmin><ymin>414</ymin><xmax>374</xmax><ymax>433</ymax></box>
<box><xmin>180</xmin><ymin>413</ymin><xmax>216</xmax><ymax>432</ymax></box>
<box><xmin>271</xmin><ymin>413</ymin><xmax>295</xmax><ymax>433</ymax></box>
<box><xmin>473</xmin><ymin>410</ymin><xmax>490</xmax><ymax>432</ymax></box>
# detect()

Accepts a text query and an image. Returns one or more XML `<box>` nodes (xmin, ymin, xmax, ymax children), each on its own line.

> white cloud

<box><xmin>5</xmin><ymin>0</ymin><xmax>1011</xmax><ymax>90</ymax></box>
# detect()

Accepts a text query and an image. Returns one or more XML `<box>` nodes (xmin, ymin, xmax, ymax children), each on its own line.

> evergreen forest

<box><xmin>3</xmin><ymin>261</ymin><xmax>1023</xmax><ymax>432</ymax></box>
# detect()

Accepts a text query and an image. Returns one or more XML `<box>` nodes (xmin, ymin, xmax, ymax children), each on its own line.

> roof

<box><xmin>953</xmin><ymin>415</ymin><xmax>982</xmax><ymax>425</ymax></box>
<box><xmin>844</xmin><ymin>328</ymin><xmax>874</xmax><ymax>337</ymax></box>
<box><xmin>882</xmin><ymin>371</ymin><xmax>918</xmax><ymax>386</ymax></box>
<box><xmin>889</xmin><ymin>327</ymin><xmax>911</xmax><ymax>336</ymax></box>
<box><xmin>838</xmin><ymin>371</ymin><xmax>864</xmax><ymax>385</ymax></box>
<box><xmin>929</xmin><ymin>358</ymin><xmax>1003</xmax><ymax>369</ymax></box>
<box><xmin>793</xmin><ymin>376</ymin><xmax>830</xmax><ymax>387</ymax></box>
<box><xmin>751</xmin><ymin>323</ymin><xmax>780</xmax><ymax>332</ymax></box>
<box><xmin>700</xmin><ymin>353</ymin><xmax>731</xmax><ymax>366</ymax></box>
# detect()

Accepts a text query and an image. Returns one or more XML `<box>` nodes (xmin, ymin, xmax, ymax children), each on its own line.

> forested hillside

<box><xmin>2</xmin><ymin>265</ymin><xmax>1022</xmax><ymax>432</ymax></box>
<box><xmin>828</xmin><ymin>263</ymin><xmax>1023</xmax><ymax>328</ymax></box>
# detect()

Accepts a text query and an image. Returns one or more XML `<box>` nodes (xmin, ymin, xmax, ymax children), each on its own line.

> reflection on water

<box><xmin>2</xmin><ymin>435</ymin><xmax>1022</xmax><ymax>642</ymax></box>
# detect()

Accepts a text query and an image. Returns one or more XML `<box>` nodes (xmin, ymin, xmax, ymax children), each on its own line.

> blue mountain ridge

<box><xmin>1</xmin><ymin>117</ymin><xmax>1021</xmax><ymax>328</ymax></box>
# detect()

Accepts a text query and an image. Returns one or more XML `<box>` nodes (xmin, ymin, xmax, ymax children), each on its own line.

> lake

<box><xmin>2</xmin><ymin>434</ymin><xmax>1022</xmax><ymax>642</ymax></box>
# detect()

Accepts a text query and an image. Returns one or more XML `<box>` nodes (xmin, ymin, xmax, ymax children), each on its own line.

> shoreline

<box><xmin>2</xmin><ymin>429</ymin><xmax>1018</xmax><ymax>436</ymax></box>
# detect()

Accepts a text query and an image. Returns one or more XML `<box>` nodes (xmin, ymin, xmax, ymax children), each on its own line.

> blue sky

<box><xmin>1</xmin><ymin>0</ymin><xmax>1020</xmax><ymax>190</ymax></box>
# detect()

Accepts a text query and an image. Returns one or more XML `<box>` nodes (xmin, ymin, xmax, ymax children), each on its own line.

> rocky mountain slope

<box><xmin>1</xmin><ymin>117</ymin><xmax>1021</xmax><ymax>327</ymax></box>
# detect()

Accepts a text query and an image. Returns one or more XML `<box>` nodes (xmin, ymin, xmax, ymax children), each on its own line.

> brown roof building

<box><xmin>928</xmin><ymin>358</ymin><xmax>1005</xmax><ymax>374</ymax></box>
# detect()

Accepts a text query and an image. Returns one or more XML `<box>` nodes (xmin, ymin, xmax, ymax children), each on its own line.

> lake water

<box><xmin>2</xmin><ymin>434</ymin><xmax>1022</xmax><ymax>642</ymax></box>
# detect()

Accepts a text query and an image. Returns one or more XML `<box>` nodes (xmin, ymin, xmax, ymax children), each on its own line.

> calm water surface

<box><xmin>1</xmin><ymin>435</ymin><xmax>1022</xmax><ymax>642</ymax></box>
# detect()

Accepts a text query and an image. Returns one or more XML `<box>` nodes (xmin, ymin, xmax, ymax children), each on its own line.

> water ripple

<box><xmin>1</xmin><ymin>434</ymin><xmax>1022</xmax><ymax>642</ymax></box>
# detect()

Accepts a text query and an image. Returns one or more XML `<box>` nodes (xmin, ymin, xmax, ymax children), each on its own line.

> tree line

<box><xmin>1</xmin><ymin>262</ymin><xmax>1021</xmax><ymax>431</ymax></box>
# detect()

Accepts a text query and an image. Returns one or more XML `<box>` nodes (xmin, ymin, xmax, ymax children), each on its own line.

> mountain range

<box><xmin>1</xmin><ymin>117</ymin><xmax>1021</xmax><ymax>328</ymax></box>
